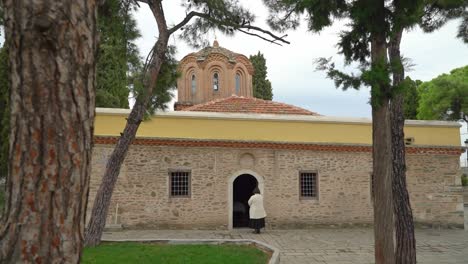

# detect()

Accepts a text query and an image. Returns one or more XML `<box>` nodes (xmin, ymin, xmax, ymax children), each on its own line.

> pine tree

<box><xmin>403</xmin><ymin>77</ymin><xmax>421</xmax><ymax>120</ymax></box>
<box><xmin>417</xmin><ymin>66</ymin><xmax>468</xmax><ymax>122</ymax></box>
<box><xmin>0</xmin><ymin>0</ymin><xmax>7</xmax><ymax>185</ymax></box>
<box><xmin>0</xmin><ymin>0</ymin><xmax>97</xmax><ymax>262</ymax></box>
<box><xmin>250</xmin><ymin>52</ymin><xmax>273</xmax><ymax>100</ymax></box>
<box><xmin>96</xmin><ymin>0</ymin><xmax>142</xmax><ymax>108</ymax></box>
<box><xmin>0</xmin><ymin>45</ymin><xmax>8</xmax><ymax>183</ymax></box>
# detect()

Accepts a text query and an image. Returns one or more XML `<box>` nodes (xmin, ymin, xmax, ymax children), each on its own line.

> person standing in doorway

<box><xmin>248</xmin><ymin>187</ymin><xmax>266</xmax><ymax>234</ymax></box>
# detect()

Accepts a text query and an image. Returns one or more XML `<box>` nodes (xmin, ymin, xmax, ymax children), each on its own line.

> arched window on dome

<box><xmin>191</xmin><ymin>74</ymin><xmax>196</xmax><ymax>96</ymax></box>
<box><xmin>235</xmin><ymin>73</ymin><xmax>241</xmax><ymax>94</ymax></box>
<box><xmin>213</xmin><ymin>72</ymin><xmax>219</xmax><ymax>91</ymax></box>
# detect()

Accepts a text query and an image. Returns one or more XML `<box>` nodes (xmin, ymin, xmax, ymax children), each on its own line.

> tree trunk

<box><xmin>0</xmin><ymin>1</ymin><xmax>97</xmax><ymax>263</ymax></box>
<box><xmin>371</xmin><ymin>2</ymin><xmax>395</xmax><ymax>263</ymax></box>
<box><xmin>84</xmin><ymin>0</ymin><xmax>170</xmax><ymax>247</ymax></box>
<box><xmin>389</xmin><ymin>30</ymin><xmax>417</xmax><ymax>264</ymax></box>
<box><xmin>0</xmin><ymin>46</ymin><xmax>9</xmax><ymax>183</ymax></box>
<box><xmin>372</xmin><ymin>99</ymin><xmax>395</xmax><ymax>264</ymax></box>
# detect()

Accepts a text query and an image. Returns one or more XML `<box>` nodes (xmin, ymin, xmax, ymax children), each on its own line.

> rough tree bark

<box><xmin>371</xmin><ymin>83</ymin><xmax>395</xmax><ymax>264</ymax></box>
<box><xmin>84</xmin><ymin>0</ymin><xmax>170</xmax><ymax>246</ymax></box>
<box><xmin>389</xmin><ymin>30</ymin><xmax>417</xmax><ymax>264</ymax></box>
<box><xmin>0</xmin><ymin>0</ymin><xmax>97</xmax><ymax>263</ymax></box>
<box><xmin>371</xmin><ymin>1</ymin><xmax>395</xmax><ymax>263</ymax></box>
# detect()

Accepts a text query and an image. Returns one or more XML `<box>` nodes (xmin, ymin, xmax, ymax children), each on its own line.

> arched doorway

<box><xmin>232</xmin><ymin>174</ymin><xmax>258</xmax><ymax>228</ymax></box>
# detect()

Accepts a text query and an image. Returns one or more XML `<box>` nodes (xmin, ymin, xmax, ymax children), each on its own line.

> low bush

<box><xmin>462</xmin><ymin>174</ymin><xmax>468</xmax><ymax>187</ymax></box>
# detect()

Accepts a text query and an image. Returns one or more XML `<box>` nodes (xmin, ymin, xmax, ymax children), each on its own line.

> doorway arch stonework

<box><xmin>228</xmin><ymin>169</ymin><xmax>264</xmax><ymax>229</ymax></box>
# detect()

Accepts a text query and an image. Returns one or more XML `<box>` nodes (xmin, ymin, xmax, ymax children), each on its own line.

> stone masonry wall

<box><xmin>87</xmin><ymin>144</ymin><xmax>464</xmax><ymax>229</ymax></box>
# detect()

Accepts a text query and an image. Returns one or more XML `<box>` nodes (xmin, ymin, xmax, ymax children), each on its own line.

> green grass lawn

<box><xmin>82</xmin><ymin>242</ymin><xmax>269</xmax><ymax>264</ymax></box>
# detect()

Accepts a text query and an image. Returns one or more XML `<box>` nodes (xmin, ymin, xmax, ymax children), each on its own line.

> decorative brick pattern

<box><xmin>88</xmin><ymin>143</ymin><xmax>464</xmax><ymax>229</ymax></box>
<box><xmin>177</xmin><ymin>41</ymin><xmax>254</xmax><ymax>105</ymax></box>
<box><xmin>94</xmin><ymin>136</ymin><xmax>464</xmax><ymax>155</ymax></box>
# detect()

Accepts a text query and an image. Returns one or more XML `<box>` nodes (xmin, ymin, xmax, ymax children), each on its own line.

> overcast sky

<box><xmin>133</xmin><ymin>1</ymin><xmax>468</xmax><ymax>164</ymax></box>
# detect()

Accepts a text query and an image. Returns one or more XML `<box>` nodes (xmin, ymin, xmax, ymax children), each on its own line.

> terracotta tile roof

<box><xmin>192</xmin><ymin>44</ymin><xmax>239</xmax><ymax>61</ymax></box>
<box><xmin>182</xmin><ymin>95</ymin><xmax>320</xmax><ymax>116</ymax></box>
<box><xmin>186</xmin><ymin>40</ymin><xmax>239</xmax><ymax>62</ymax></box>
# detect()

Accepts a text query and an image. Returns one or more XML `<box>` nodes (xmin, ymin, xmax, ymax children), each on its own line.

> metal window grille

<box><xmin>170</xmin><ymin>171</ymin><xmax>190</xmax><ymax>197</ymax></box>
<box><xmin>300</xmin><ymin>172</ymin><xmax>317</xmax><ymax>198</ymax></box>
<box><xmin>370</xmin><ymin>173</ymin><xmax>375</xmax><ymax>202</ymax></box>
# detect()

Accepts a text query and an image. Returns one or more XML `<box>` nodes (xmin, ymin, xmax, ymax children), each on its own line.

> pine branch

<box><xmin>136</xmin><ymin>1</ymin><xmax>289</xmax><ymax>45</ymax></box>
<box><xmin>237</xmin><ymin>29</ymin><xmax>286</xmax><ymax>46</ymax></box>
<box><xmin>315</xmin><ymin>57</ymin><xmax>363</xmax><ymax>91</ymax></box>
<box><xmin>168</xmin><ymin>11</ymin><xmax>200</xmax><ymax>34</ymax></box>
<box><xmin>239</xmin><ymin>23</ymin><xmax>290</xmax><ymax>45</ymax></box>
<box><xmin>168</xmin><ymin>11</ymin><xmax>290</xmax><ymax>45</ymax></box>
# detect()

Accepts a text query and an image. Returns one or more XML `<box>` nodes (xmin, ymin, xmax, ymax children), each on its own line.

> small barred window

<box><xmin>170</xmin><ymin>171</ymin><xmax>191</xmax><ymax>197</ymax></box>
<box><xmin>300</xmin><ymin>172</ymin><xmax>318</xmax><ymax>199</ymax></box>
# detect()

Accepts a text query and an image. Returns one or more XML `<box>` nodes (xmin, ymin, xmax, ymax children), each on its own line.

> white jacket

<box><xmin>248</xmin><ymin>194</ymin><xmax>267</xmax><ymax>219</ymax></box>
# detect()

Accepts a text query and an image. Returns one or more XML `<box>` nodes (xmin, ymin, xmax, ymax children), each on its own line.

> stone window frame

<box><xmin>168</xmin><ymin>169</ymin><xmax>192</xmax><ymax>198</ymax></box>
<box><xmin>208</xmin><ymin>64</ymin><xmax>224</xmax><ymax>93</ymax></box>
<box><xmin>185</xmin><ymin>66</ymin><xmax>197</xmax><ymax>101</ymax></box>
<box><xmin>235</xmin><ymin>72</ymin><xmax>242</xmax><ymax>94</ymax></box>
<box><xmin>234</xmin><ymin>72</ymin><xmax>242</xmax><ymax>95</ymax></box>
<box><xmin>234</xmin><ymin>67</ymin><xmax>247</xmax><ymax>96</ymax></box>
<box><xmin>299</xmin><ymin>170</ymin><xmax>319</xmax><ymax>200</ymax></box>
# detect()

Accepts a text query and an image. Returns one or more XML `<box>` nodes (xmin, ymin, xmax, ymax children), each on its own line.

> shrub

<box><xmin>462</xmin><ymin>174</ymin><xmax>468</xmax><ymax>187</ymax></box>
